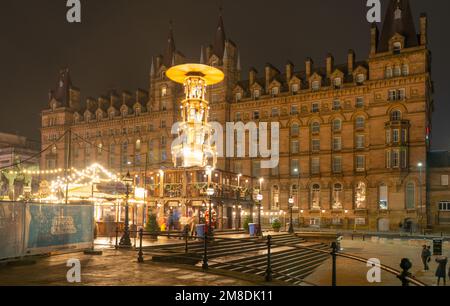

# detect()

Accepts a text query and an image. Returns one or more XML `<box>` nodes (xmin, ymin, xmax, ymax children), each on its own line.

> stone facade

<box><xmin>40</xmin><ymin>1</ymin><xmax>435</xmax><ymax>231</ymax></box>
<box><xmin>428</xmin><ymin>151</ymin><xmax>450</xmax><ymax>231</ymax></box>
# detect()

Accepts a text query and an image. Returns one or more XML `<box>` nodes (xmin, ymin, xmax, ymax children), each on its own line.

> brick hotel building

<box><xmin>40</xmin><ymin>0</ymin><xmax>435</xmax><ymax>231</ymax></box>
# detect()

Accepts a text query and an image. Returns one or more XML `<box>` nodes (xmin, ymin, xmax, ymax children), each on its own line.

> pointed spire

<box><xmin>200</xmin><ymin>46</ymin><xmax>205</xmax><ymax>64</ymax></box>
<box><xmin>213</xmin><ymin>8</ymin><xmax>226</xmax><ymax>58</ymax></box>
<box><xmin>150</xmin><ymin>57</ymin><xmax>155</xmax><ymax>77</ymax></box>
<box><xmin>223</xmin><ymin>45</ymin><xmax>228</xmax><ymax>60</ymax></box>
<box><xmin>237</xmin><ymin>52</ymin><xmax>241</xmax><ymax>71</ymax></box>
<box><xmin>164</xmin><ymin>20</ymin><xmax>176</xmax><ymax>67</ymax></box>
<box><xmin>377</xmin><ymin>0</ymin><xmax>418</xmax><ymax>53</ymax></box>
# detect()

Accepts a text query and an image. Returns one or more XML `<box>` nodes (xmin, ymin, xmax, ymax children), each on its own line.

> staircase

<box><xmin>143</xmin><ymin>234</ymin><xmax>330</xmax><ymax>286</ymax></box>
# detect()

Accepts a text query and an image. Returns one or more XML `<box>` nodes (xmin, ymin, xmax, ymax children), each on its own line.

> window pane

<box><xmin>406</xmin><ymin>183</ymin><xmax>415</xmax><ymax>209</ymax></box>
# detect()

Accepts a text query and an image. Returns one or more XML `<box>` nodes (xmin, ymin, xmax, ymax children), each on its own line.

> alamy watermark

<box><xmin>66</xmin><ymin>259</ymin><xmax>81</xmax><ymax>283</ymax></box>
<box><xmin>66</xmin><ymin>1</ymin><xmax>382</xmax><ymax>25</ymax></box>
<box><xmin>171</xmin><ymin>121</ymin><xmax>280</xmax><ymax>169</ymax></box>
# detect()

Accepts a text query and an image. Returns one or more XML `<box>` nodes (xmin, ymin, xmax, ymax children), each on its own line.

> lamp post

<box><xmin>257</xmin><ymin>178</ymin><xmax>264</xmax><ymax>236</ymax></box>
<box><xmin>206</xmin><ymin>187</ymin><xmax>214</xmax><ymax>238</ymax></box>
<box><xmin>418</xmin><ymin>162</ymin><xmax>423</xmax><ymax>234</ymax></box>
<box><xmin>119</xmin><ymin>171</ymin><xmax>133</xmax><ymax>248</ymax></box>
<box><xmin>288</xmin><ymin>197</ymin><xmax>295</xmax><ymax>234</ymax></box>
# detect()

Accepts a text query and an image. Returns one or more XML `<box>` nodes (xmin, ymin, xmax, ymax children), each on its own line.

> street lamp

<box><xmin>257</xmin><ymin>178</ymin><xmax>264</xmax><ymax>236</ymax></box>
<box><xmin>119</xmin><ymin>171</ymin><xmax>133</xmax><ymax>248</ymax></box>
<box><xmin>206</xmin><ymin>187</ymin><xmax>215</xmax><ymax>238</ymax></box>
<box><xmin>418</xmin><ymin>162</ymin><xmax>424</xmax><ymax>234</ymax></box>
<box><xmin>288</xmin><ymin>197</ymin><xmax>295</xmax><ymax>234</ymax></box>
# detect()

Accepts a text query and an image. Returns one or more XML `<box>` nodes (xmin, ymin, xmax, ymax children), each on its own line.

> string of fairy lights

<box><xmin>50</xmin><ymin>163</ymin><xmax>121</xmax><ymax>192</ymax></box>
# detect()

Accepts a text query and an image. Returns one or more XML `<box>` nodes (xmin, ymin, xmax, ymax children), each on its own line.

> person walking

<box><xmin>435</xmin><ymin>255</ymin><xmax>448</xmax><ymax>286</ymax></box>
<box><xmin>421</xmin><ymin>245</ymin><xmax>432</xmax><ymax>271</ymax></box>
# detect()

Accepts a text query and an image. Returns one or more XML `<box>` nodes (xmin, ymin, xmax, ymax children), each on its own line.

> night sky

<box><xmin>1</xmin><ymin>0</ymin><xmax>449</xmax><ymax>150</ymax></box>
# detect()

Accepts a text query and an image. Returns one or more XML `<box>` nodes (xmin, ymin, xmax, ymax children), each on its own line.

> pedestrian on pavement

<box><xmin>421</xmin><ymin>245</ymin><xmax>432</xmax><ymax>271</ymax></box>
<box><xmin>435</xmin><ymin>255</ymin><xmax>448</xmax><ymax>286</ymax></box>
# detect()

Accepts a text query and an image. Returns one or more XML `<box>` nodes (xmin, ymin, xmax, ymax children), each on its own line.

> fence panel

<box><xmin>0</xmin><ymin>202</ymin><xmax>25</xmax><ymax>260</ymax></box>
<box><xmin>25</xmin><ymin>203</ymin><xmax>94</xmax><ymax>255</ymax></box>
<box><xmin>0</xmin><ymin>202</ymin><xmax>94</xmax><ymax>261</ymax></box>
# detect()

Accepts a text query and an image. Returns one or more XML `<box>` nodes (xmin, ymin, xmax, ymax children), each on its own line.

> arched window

<box><xmin>161</xmin><ymin>86</ymin><xmax>167</xmax><ymax>97</ymax></box>
<box><xmin>333</xmin><ymin>183</ymin><xmax>343</xmax><ymax>210</ymax></box>
<box><xmin>121</xmin><ymin>141</ymin><xmax>128</xmax><ymax>166</ymax></box>
<box><xmin>356</xmin><ymin>74</ymin><xmax>366</xmax><ymax>84</ymax></box>
<box><xmin>391</xmin><ymin>110</ymin><xmax>402</xmax><ymax>121</ymax></box>
<box><xmin>51</xmin><ymin>145</ymin><xmax>57</xmax><ymax>155</ymax></box>
<box><xmin>334</xmin><ymin>78</ymin><xmax>342</xmax><ymax>88</ymax></box>
<box><xmin>97</xmin><ymin>143</ymin><xmax>103</xmax><ymax>155</ymax></box>
<box><xmin>311</xmin><ymin>184</ymin><xmax>321</xmax><ymax>210</ymax></box>
<box><xmin>355</xmin><ymin>182</ymin><xmax>367</xmax><ymax>209</ymax></box>
<box><xmin>332</xmin><ymin>119</ymin><xmax>342</xmax><ymax>132</ymax></box>
<box><xmin>272</xmin><ymin>185</ymin><xmax>280</xmax><ymax>210</ymax></box>
<box><xmin>109</xmin><ymin>144</ymin><xmax>115</xmax><ymax>168</ymax></box>
<box><xmin>355</xmin><ymin>116</ymin><xmax>365</xmax><ymax>130</ymax></box>
<box><xmin>311</xmin><ymin>121</ymin><xmax>320</xmax><ymax>134</ymax></box>
<box><xmin>135</xmin><ymin>139</ymin><xmax>141</xmax><ymax>151</ymax></box>
<box><xmin>406</xmin><ymin>182</ymin><xmax>415</xmax><ymax>209</ymax></box>
<box><xmin>312</xmin><ymin>80</ymin><xmax>320</xmax><ymax>91</ymax></box>
<box><xmin>394</xmin><ymin>65</ymin><xmax>401</xmax><ymax>77</ymax></box>
<box><xmin>291</xmin><ymin>123</ymin><xmax>300</xmax><ymax>136</ymax></box>
<box><xmin>385</xmin><ymin>67</ymin><xmax>393</xmax><ymax>78</ymax></box>
<box><xmin>393</xmin><ymin>42</ymin><xmax>402</xmax><ymax>53</ymax></box>
<box><xmin>402</xmin><ymin>64</ymin><xmax>409</xmax><ymax>76</ymax></box>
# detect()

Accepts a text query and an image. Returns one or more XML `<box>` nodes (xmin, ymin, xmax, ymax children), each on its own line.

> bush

<box><xmin>243</xmin><ymin>216</ymin><xmax>253</xmax><ymax>232</ymax></box>
<box><xmin>272</xmin><ymin>219</ymin><xmax>282</xmax><ymax>231</ymax></box>
<box><xmin>145</xmin><ymin>213</ymin><xmax>160</xmax><ymax>234</ymax></box>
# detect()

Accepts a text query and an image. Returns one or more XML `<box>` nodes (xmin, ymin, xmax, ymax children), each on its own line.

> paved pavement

<box><xmin>305</xmin><ymin>238</ymin><xmax>449</xmax><ymax>286</ymax></box>
<box><xmin>0</xmin><ymin>249</ymin><xmax>257</xmax><ymax>286</ymax></box>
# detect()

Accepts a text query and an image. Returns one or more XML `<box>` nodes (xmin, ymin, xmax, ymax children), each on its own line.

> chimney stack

<box><xmin>286</xmin><ymin>61</ymin><xmax>294</xmax><ymax>82</ymax></box>
<box><xmin>265</xmin><ymin>63</ymin><xmax>279</xmax><ymax>93</ymax></box>
<box><xmin>326</xmin><ymin>53</ymin><xmax>334</xmax><ymax>77</ymax></box>
<box><xmin>347</xmin><ymin>49</ymin><xmax>355</xmax><ymax>75</ymax></box>
<box><xmin>249</xmin><ymin>68</ymin><xmax>257</xmax><ymax>88</ymax></box>
<box><xmin>370</xmin><ymin>23</ymin><xmax>379</xmax><ymax>55</ymax></box>
<box><xmin>305</xmin><ymin>58</ymin><xmax>313</xmax><ymax>79</ymax></box>
<box><xmin>420</xmin><ymin>13</ymin><xmax>428</xmax><ymax>46</ymax></box>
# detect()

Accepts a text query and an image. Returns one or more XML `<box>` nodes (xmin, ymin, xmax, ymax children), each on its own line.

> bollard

<box><xmin>265</xmin><ymin>235</ymin><xmax>273</xmax><ymax>282</ymax></box>
<box><xmin>397</xmin><ymin>258</ymin><xmax>412</xmax><ymax>286</ymax></box>
<box><xmin>138</xmin><ymin>228</ymin><xmax>144</xmax><ymax>263</ymax></box>
<box><xmin>331</xmin><ymin>242</ymin><xmax>338</xmax><ymax>287</ymax></box>
<box><xmin>202</xmin><ymin>236</ymin><xmax>208</xmax><ymax>270</ymax></box>
<box><xmin>115</xmin><ymin>227</ymin><xmax>119</xmax><ymax>250</ymax></box>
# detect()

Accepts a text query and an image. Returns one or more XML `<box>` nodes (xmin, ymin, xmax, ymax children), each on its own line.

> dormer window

<box><xmin>312</xmin><ymin>80</ymin><xmax>320</xmax><ymax>91</ymax></box>
<box><xmin>109</xmin><ymin>111</ymin><xmax>115</xmax><ymax>119</ymax></box>
<box><xmin>253</xmin><ymin>89</ymin><xmax>260</xmax><ymax>100</ymax></box>
<box><xmin>271</xmin><ymin>87</ymin><xmax>279</xmax><ymax>97</ymax></box>
<box><xmin>121</xmin><ymin>106</ymin><xmax>128</xmax><ymax>117</ymax></box>
<box><xmin>291</xmin><ymin>83</ymin><xmax>299</xmax><ymax>94</ymax></box>
<box><xmin>334</xmin><ymin>78</ymin><xmax>342</xmax><ymax>89</ymax></box>
<box><xmin>393</xmin><ymin>42</ymin><xmax>402</xmax><ymax>54</ymax></box>
<box><xmin>356</xmin><ymin>74</ymin><xmax>366</xmax><ymax>84</ymax></box>
<box><xmin>235</xmin><ymin>92</ymin><xmax>242</xmax><ymax>102</ymax></box>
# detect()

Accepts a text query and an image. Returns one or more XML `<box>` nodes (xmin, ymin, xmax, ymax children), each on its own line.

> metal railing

<box><xmin>113</xmin><ymin>228</ymin><xmax>428</xmax><ymax>287</ymax></box>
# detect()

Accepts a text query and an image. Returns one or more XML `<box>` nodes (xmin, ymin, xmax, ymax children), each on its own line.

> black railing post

<box><xmin>138</xmin><ymin>228</ymin><xmax>144</xmax><ymax>263</ymax></box>
<box><xmin>265</xmin><ymin>235</ymin><xmax>273</xmax><ymax>282</ymax></box>
<box><xmin>115</xmin><ymin>227</ymin><xmax>119</xmax><ymax>250</ymax></box>
<box><xmin>185</xmin><ymin>225</ymin><xmax>189</xmax><ymax>254</ymax></box>
<box><xmin>331</xmin><ymin>242</ymin><xmax>338</xmax><ymax>287</ymax></box>
<box><xmin>398</xmin><ymin>258</ymin><xmax>412</xmax><ymax>287</ymax></box>
<box><xmin>202</xmin><ymin>235</ymin><xmax>208</xmax><ymax>270</ymax></box>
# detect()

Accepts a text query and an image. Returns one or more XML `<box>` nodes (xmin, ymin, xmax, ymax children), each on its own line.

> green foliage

<box><xmin>272</xmin><ymin>219</ymin><xmax>282</xmax><ymax>230</ymax></box>
<box><xmin>243</xmin><ymin>216</ymin><xmax>253</xmax><ymax>232</ymax></box>
<box><xmin>145</xmin><ymin>213</ymin><xmax>160</xmax><ymax>234</ymax></box>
